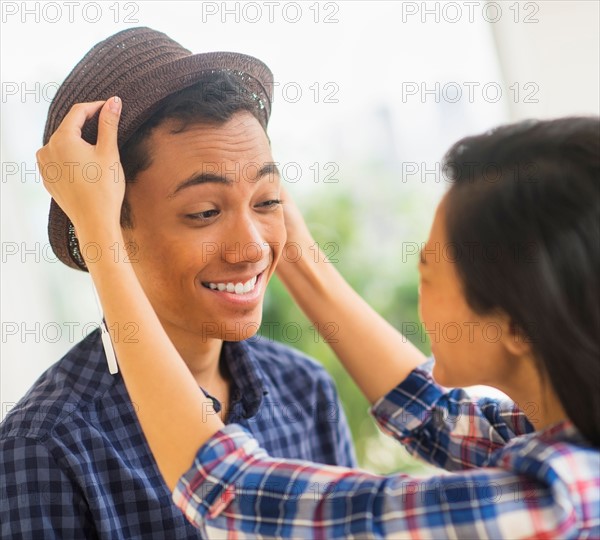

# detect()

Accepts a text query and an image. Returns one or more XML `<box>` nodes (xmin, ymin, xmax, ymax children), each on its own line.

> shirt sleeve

<box><xmin>370</xmin><ymin>360</ymin><xmax>534</xmax><ymax>471</ymax></box>
<box><xmin>0</xmin><ymin>436</ymin><xmax>95</xmax><ymax>539</ymax></box>
<box><xmin>172</xmin><ymin>424</ymin><xmax>575</xmax><ymax>539</ymax></box>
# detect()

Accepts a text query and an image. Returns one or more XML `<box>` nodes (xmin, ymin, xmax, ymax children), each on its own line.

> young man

<box><xmin>0</xmin><ymin>27</ymin><xmax>355</xmax><ymax>539</ymax></box>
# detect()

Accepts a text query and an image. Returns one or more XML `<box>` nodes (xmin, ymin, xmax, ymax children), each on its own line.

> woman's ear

<box><xmin>500</xmin><ymin>314</ymin><xmax>533</xmax><ymax>357</ymax></box>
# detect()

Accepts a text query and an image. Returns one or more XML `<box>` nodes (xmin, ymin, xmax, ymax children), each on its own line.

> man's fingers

<box><xmin>96</xmin><ymin>97</ymin><xmax>122</xmax><ymax>153</ymax></box>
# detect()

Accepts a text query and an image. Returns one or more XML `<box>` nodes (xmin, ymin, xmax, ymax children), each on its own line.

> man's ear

<box><xmin>499</xmin><ymin>313</ymin><xmax>533</xmax><ymax>357</ymax></box>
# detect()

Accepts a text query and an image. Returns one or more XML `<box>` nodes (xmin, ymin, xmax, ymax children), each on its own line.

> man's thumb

<box><xmin>96</xmin><ymin>96</ymin><xmax>122</xmax><ymax>151</ymax></box>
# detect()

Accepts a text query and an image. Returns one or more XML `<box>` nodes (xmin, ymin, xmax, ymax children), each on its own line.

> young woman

<box><xmin>36</xmin><ymin>98</ymin><xmax>599</xmax><ymax>539</ymax></box>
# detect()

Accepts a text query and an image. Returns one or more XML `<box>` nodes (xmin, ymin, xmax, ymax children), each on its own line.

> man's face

<box><xmin>122</xmin><ymin>112</ymin><xmax>285</xmax><ymax>342</ymax></box>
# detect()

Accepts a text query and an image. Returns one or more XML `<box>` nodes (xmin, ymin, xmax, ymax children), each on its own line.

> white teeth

<box><xmin>242</xmin><ymin>278</ymin><xmax>254</xmax><ymax>293</ymax></box>
<box><xmin>206</xmin><ymin>275</ymin><xmax>259</xmax><ymax>295</ymax></box>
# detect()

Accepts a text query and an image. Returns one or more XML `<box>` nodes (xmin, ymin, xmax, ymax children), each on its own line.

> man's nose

<box><xmin>221</xmin><ymin>215</ymin><xmax>267</xmax><ymax>265</ymax></box>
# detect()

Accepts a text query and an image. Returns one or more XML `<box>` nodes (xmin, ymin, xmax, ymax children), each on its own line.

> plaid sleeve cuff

<box><xmin>172</xmin><ymin>423</ymin><xmax>265</xmax><ymax>529</ymax></box>
<box><xmin>369</xmin><ymin>358</ymin><xmax>443</xmax><ymax>440</ymax></box>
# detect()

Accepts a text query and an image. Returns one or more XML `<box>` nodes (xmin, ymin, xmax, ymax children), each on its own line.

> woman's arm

<box><xmin>276</xmin><ymin>192</ymin><xmax>426</xmax><ymax>403</ymax></box>
<box><xmin>37</xmin><ymin>99</ymin><xmax>224</xmax><ymax>490</ymax></box>
<box><xmin>370</xmin><ymin>364</ymin><xmax>534</xmax><ymax>471</ymax></box>
<box><xmin>172</xmin><ymin>424</ymin><xmax>568</xmax><ymax>539</ymax></box>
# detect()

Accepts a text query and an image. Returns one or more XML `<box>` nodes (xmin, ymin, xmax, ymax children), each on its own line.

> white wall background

<box><xmin>1</xmin><ymin>0</ymin><xmax>599</xmax><ymax>419</ymax></box>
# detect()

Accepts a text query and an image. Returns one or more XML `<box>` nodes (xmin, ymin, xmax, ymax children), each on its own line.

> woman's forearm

<box><xmin>79</xmin><ymin>226</ymin><xmax>224</xmax><ymax>490</ymax></box>
<box><xmin>277</xmin><ymin>239</ymin><xmax>426</xmax><ymax>403</ymax></box>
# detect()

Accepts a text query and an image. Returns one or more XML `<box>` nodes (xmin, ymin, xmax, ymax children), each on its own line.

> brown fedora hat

<box><xmin>43</xmin><ymin>26</ymin><xmax>274</xmax><ymax>271</ymax></box>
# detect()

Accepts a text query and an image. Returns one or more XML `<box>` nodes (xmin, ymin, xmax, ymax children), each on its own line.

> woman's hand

<box><xmin>276</xmin><ymin>187</ymin><xmax>318</xmax><ymax>284</ymax></box>
<box><xmin>36</xmin><ymin>98</ymin><xmax>125</xmax><ymax>239</ymax></box>
<box><xmin>279</xmin><ymin>187</ymin><xmax>314</xmax><ymax>249</ymax></box>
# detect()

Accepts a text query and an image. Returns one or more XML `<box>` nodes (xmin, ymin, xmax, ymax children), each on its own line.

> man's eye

<box><xmin>186</xmin><ymin>209</ymin><xmax>220</xmax><ymax>221</ymax></box>
<box><xmin>256</xmin><ymin>199</ymin><xmax>283</xmax><ymax>209</ymax></box>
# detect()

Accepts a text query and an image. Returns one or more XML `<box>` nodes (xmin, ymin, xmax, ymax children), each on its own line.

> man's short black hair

<box><xmin>120</xmin><ymin>70</ymin><xmax>267</xmax><ymax>227</ymax></box>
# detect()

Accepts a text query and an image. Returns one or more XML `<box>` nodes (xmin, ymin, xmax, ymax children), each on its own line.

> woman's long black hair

<box><xmin>443</xmin><ymin>117</ymin><xmax>600</xmax><ymax>446</ymax></box>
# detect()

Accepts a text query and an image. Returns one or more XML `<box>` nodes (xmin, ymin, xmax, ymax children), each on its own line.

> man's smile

<box><xmin>201</xmin><ymin>269</ymin><xmax>264</xmax><ymax>295</ymax></box>
<box><xmin>204</xmin><ymin>274</ymin><xmax>258</xmax><ymax>294</ymax></box>
<box><xmin>199</xmin><ymin>269</ymin><xmax>267</xmax><ymax>305</ymax></box>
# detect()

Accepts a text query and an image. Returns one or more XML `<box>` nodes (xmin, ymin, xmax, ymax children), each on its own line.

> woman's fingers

<box><xmin>36</xmin><ymin>98</ymin><xmax>126</xmax><ymax>235</ymax></box>
<box><xmin>54</xmin><ymin>100</ymin><xmax>106</xmax><ymax>140</ymax></box>
<box><xmin>95</xmin><ymin>97</ymin><xmax>122</xmax><ymax>153</ymax></box>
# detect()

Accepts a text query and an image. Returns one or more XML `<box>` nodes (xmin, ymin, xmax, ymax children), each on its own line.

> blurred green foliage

<box><xmin>260</xmin><ymin>167</ymin><xmax>441</xmax><ymax>475</ymax></box>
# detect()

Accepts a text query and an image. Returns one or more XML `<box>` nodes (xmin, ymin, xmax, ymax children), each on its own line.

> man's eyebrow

<box><xmin>169</xmin><ymin>173</ymin><xmax>232</xmax><ymax>198</ymax></box>
<box><xmin>169</xmin><ymin>163</ymin><xmax>280</xmax><ymax>198</ymax></box>
<box><xmin>257</xmin><ymin>162</ymin><xmax>280</xmax><ymax>180</ymax></box>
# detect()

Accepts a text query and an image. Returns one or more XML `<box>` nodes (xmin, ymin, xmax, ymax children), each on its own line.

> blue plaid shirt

<box><xmin>174</xmin><ymin>362</ymin><xmax>600</xmax><ymax>539</ymax></box>
<box><xmin>0</xmin><ymin>328</ymin><xmax>356</xmax><ymax>539</ymax></box>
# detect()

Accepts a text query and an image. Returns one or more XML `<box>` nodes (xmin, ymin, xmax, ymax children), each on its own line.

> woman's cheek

<box><xmin>418</xmin><ymin>284</ymin><xmax>432</xmax><ymax>330</ymax></box>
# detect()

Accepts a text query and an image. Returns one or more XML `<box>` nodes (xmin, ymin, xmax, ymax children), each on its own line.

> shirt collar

<box><xmin>92</xmin><ymin>326</ymin><xmax>268</xmax><ymax>420</ymax></box>
<box><xmin>218</xmin><ymin>340</ymin><xmax>268</xmax><ymax>419</ymax></box>
<box><xmin>536</xmin><ymin>418</ymin><xmax>589</xmax><ymax>445</ymax></box>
